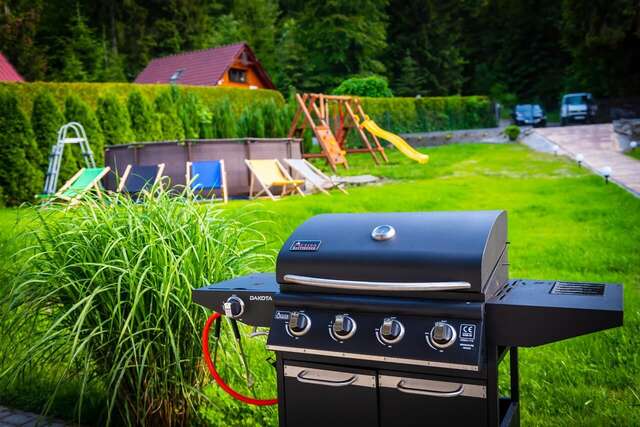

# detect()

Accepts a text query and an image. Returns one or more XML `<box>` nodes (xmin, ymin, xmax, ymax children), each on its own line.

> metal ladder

<box><xmin>42</xmin><ymin>122</ymin><xmax>96</xmax><ymax>196</ymax></box>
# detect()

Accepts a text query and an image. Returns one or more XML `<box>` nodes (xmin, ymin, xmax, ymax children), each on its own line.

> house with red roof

<box><xmin>134</xmin><ymin>42</ymin><xmax>275</xmax><ymax>90</ymax></box>
<box><xmin>0</xmin><ymin>53</ymin><xmax>24</xmax><ymax>82</ymax></box>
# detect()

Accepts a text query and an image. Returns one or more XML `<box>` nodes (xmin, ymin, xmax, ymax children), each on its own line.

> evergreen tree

<box><xmin>31</xmin><ymin>92</ymin><xmax>65</xmax><ymax>170</ymax></box>
<box><xmin>211</xmin><ymin>99</ymin><xmax>238</xmax><ymax>138</ymax></box>
<box><xmin>177</xmin><ymin>92</ymin><xmax>204</xmax><ymax>140</ymax></box>
<box><xmin>96</xmin><ymin>95</ymin><xmax>133</xmax><ymax>146</ymax></box>
<box><xmin>295</xmin><ymin>0</ymin><xmax>389</xmax><ymax>91</ymax></box>
<box><xmin>272</xmin><ymin>18</ymin><xmax>309</xmax><ymax>90</ymax></box>
<box><xmin>0</xmin><ymin>92</ymin><xmax>42</xmax><ymax>205</ymax></box>
<box><xmin>393</xmin><ymin>51</ymin><xmax>423</xmax><ymax>97</ymax></box>
<box><xmin>64</xmin><ymin>95</ymin><xmax>104</xmax><ymax>165</ymax></box>
<box><xmin>54</xmin><ymin>7</ymin><xmax>105</xmax><ymax>82</ymax></box>
<box><xmin>387</xmin><ymin>0</ymin><xmax>466</xmax><ymax>96</ymax></box>
<box><xmin>128</xmin><ymin>90</ymin><xmax>162</xmax><ymax>142</ymax></box>
<box><xmin>232</xmin><ymin>0</ymin><xmax>279</xmax><ymax>77</ymax></box>
<box><xmin>154</xmin><ymin>90</ymin><xmax>185</xmax><ymax>140</ymax></box>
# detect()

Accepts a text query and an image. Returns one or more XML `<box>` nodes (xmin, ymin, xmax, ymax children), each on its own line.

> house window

<box><xmin>229</xmin><ymin>68</ymin><xmax>247</xmax><ymax>83</ymax></box>
<box><xmin>170</xmin><ymin>69</ymin><xmax>184</xmax><ymax>83</ymax></box>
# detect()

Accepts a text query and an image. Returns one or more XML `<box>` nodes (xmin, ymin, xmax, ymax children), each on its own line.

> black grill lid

<box><xmin>276</xmin><ymin>211</ymin><xmax>507</xmax><ymax>295</ymax></box>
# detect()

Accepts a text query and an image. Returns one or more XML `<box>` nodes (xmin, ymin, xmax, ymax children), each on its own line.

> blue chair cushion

<box><xmin>191</xmin><ymin>161</ymin><xmax>222</xmax><ymax>190</ymax></box>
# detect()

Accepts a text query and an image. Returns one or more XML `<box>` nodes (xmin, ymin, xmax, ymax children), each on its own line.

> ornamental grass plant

<box><xmin>0</xmin><ymin>187</ymin><xmax>272</xmax><ymax>426</ymax></box>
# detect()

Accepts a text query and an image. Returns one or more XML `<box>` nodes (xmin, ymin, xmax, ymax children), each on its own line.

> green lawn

<box><xmin>626</xmin><ymin>149</ymin><xmax>640</xmax><ymax>161</ymax></box>
<box><xmin>1</xmin><ymin>143</ymin><xmax>639</xmax><ymax>426</ymax></box>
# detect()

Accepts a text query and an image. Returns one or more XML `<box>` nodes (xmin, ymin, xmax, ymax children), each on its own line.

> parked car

<box><xmin>560</xmin><ymin>92</ymin><xmax>597</xmax><ymax>125</ymax></box>
<box><xmin>512</xmin><ymin>104</ymin><xmax>547</xmax><ymax>127</ymax></box>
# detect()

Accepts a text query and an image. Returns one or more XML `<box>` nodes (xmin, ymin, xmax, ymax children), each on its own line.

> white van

<box><xmin>560</xmin><ymin>93</ymin><xmax>597</xmax><ymax>125</ymax></box>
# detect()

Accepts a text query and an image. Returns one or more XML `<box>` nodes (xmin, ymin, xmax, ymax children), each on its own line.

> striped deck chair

<box><xmin>117</xmin><ymin>163</ymin><xmax>165</xmax><ymax>198</ymax></box>
<box><xmin>244</xmin><ymin>159</ymin><xmax>305</xmax><ymax>200</ymax></box>
<box><xmin>54</xmin><ymin>167</ymin><xmax>111</xmax><ymax>205</ymax></box>
<box><xmin>284</xmin><ymin>158</ymin><xmax>348</xmax><ymax>195</ymax></box>
<box><xmin>186</xmin><ymin>160</ymin><xmax>228</xmax><ymax>203</ymax></box>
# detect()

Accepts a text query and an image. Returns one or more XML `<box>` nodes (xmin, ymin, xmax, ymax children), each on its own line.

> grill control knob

<box><xmin>223</xmin><ymin>296</ymin><xmax>244</xmax><ymax>319</ymax></box>
<box><xmin>288</xmin><ymin>312</ymin><xmax>311</xmax><ymax>337</ymax></box>
<box><xmin>332</xmin><ymin>315</ymin><xmax>357</xmax><ymax>340</ymax></box>
<box><xmin>430</xmin><ymin>322</ymin><xmax>457</xmax><ymax>349</ymax></box>
<box><xmin>379</xmin><ymin>318</ymin><xmax>405</xmax><ymax>344</ymax></box>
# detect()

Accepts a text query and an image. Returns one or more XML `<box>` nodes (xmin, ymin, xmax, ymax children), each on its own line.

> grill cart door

<box><xmin>282</xmin><ymin>363</ymin><xmax>378</xmax><ymax>427</ymax></box>
<box><xmin>378</xmin><ymin>372</ymin><xmax>488</xmax><ymax>427</ymax></box>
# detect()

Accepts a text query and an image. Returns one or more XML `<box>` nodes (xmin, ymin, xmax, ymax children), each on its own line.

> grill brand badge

<box><xmin>289</xmin><ymin>240</ymin><xmax>321</xmax><ymax>252</ymax></box>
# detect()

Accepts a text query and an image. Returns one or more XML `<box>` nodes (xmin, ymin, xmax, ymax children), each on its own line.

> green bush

<box><xmin>154</xmin><ymin>89</ymin><xmax>185</xmax><ymax>140</ymax></box>
<box><xmin>361</xmin><ymin>95</ymin><xmax>495</xmax><ymax>133</ymax></box>
<box><xmin>177</xmin><ymin>91</ymin><xmax>205</xmax><ymax>139</ymax></box>
<box><xmin>96</xmin><ymin>94</ymin><xmax>134</xmax><ymax>146</ymax></box>
<box><xmin>64</xmin><ymin>95</ymin><xmax>104</xmax><ymax>165</ymax></box>
<box><xmin>211</xmin><ymin>98</ymin><xmax>238</xmax><ymax>139</ymax></box>
<box><xmin>31</xmin><ymin>92</ymin><xmax>65</xmax><ymax>170</ymax></box>
<box><xmin>1</xmin><ymin>188</ymin><xmax>270</xmax><ymax>425</ymax></box>
<box><xmin>504</xmin><ymin>124</ymin><xmax>521</xmax><ymax>141</ymax></box>
<box><xmin>332</xmin><ymin>75</ymin><xmax>394</xmax><ymax>98</ymax></box>
<box><xmin>127</xmin><ymin>90</ymin><xmax>162</xmax><ymax>142</ymax></box>
<box><xmin>0</xmin><ymin>92</ymin><xmax>42</xmax><ymax>205</ymax></box>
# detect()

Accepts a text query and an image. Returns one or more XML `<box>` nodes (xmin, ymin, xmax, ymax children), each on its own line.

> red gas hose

<box><xmin>202</xmin><ymin>311</ymin><xmax>278</xmax><ymax>406</ymax></box>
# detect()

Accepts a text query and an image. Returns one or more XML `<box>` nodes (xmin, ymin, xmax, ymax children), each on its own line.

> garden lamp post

<box><xmin>576</xmin><ymin>153</ymin><xmax>584</xmax><ymax>167</ymax></box>
<box><xmin>600</xmin><ymin>166</ymin><xmax>612</xmax><ymax>184</ymax></box>
<box><xmin>552</xmin><ymin>145</ymin><xmax>560</xmax><ymax>156</ymax></box>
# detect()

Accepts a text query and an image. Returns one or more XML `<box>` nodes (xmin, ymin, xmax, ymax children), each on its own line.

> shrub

<box><xmin>31</xmin><ymin>92</ymin><xmax>65</xmax><ymax>170</ymax></box>
<box><xmin>210</xmin><ymin>98</ymin><xmax>238</xmax><ymax>138</ymax></box>
<box><xmin>64</xmin><ymin>95</ymin><xmax>104</xmax><ymax>165</ymax></box>
<box><xmin>0</xmin><ymin>92</ymin><xmax>42</xmax><ymax>205</ymax></box>
<box><xmin>505</xmin><ymin>124</ymin><xmax>521</xmax><ymax>141</ymax></box>
<box><xmin>127</xmin><ymin>90</ymin><xmax>161</xmax><ymax>142</ymax></box>
<box><xmin>154</xmin><ymin>89</ymin><xmax>185</xmax><ymax>140</ymax></box>
<box><xmin>96</xmin><ymin>94</ymin><xmax>134</xmax><ymax>146</ymax></box>
<box><xmin>177</xmin><ymin>91</ymin><xmax>204</xmax><ymax>139</ymax></box>
<box><xmin>332</xmin><ymin>75</ymin><xmax>394</xmax><ymax>98</ymax></box>
<box><xmin>262</xmin><ymin>99</ymin><xmax>284</xmax><ymax>137</ymax></box>
<box><xmin>1</xmin><ymin>189</ymin><xmax>270</xmax><ymax>425</ymax></box>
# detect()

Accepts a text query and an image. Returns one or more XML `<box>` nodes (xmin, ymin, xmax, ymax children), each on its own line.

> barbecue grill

<box><xmin>193</xmin><ymin>211</ymin><xmax>623</xmax><ymax>427</ymax></box>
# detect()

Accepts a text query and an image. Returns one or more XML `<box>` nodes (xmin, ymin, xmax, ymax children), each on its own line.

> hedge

<box><xmin>0</xmin><ymin>82</ymin><xmax>286</xmax><ymax>205</ymax></box>
<box><xmin>0</xmin><ymin>81</ymin><xmax>494</xmax><ymax>205</ymax></box>
<box><xmin>361</xmin><ymin>95</ymin><xmax>495</xmax><ymax>134</ymax></box>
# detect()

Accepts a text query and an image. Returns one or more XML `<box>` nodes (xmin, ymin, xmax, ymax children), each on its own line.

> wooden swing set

<box><xmin>287</xmin><ymin>93</ymin><xmax>388</xmax><ymax>171</ymax></box>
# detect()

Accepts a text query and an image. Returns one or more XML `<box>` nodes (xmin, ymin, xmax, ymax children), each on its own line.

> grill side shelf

<box><xmin>486</xmin><ymin>279</ymin><xmax>623</xmax><ymax>347</ymax></box>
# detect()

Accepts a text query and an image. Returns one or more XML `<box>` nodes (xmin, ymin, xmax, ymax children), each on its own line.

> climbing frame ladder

<box><xmin>42</xmin><ymin>122</ymin><xmax>96</xmax><ymax>196</ymax></box>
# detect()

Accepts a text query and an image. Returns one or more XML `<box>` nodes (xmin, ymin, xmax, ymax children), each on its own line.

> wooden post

<box><xmin>344</xmin><ymin>100</ymin><xmax>380</xmax><ymax>165</ymax></box>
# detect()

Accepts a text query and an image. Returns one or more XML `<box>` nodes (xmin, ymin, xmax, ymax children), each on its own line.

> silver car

<box><xmin>560</xmin><ymin>93</ymin><xmax>597</xmax><ymax>125</ymax></box>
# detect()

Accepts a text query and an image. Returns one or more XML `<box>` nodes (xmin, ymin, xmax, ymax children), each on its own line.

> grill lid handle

<box><xmin>283</xmin><ymin>274</ymin><xmax>472</xmax><ymax>292</ymax></box>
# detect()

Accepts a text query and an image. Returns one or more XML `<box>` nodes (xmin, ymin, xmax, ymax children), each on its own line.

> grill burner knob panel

<box><xmin>430</xmin><ymin>322</ymin><xmax>457</xmax><ymax>349</ymax></box>
<box><xmin>288</xmin><ymin>312</ymin><xmax>311</xmax><ymax>337</ymax></box>
<box><xmin>332</xmin><ymin>314</ymin><xmax>357</xmax><ymax>340</ymax></box>
<box><xmin>379</xmin><ymin>318</ymin><xmax>405</xmax><ymax>345</ymax></box>
<box><xmin>223</xmin><ymin>296</ymin><xmax>245</xmax><ymax>319</ymax></box>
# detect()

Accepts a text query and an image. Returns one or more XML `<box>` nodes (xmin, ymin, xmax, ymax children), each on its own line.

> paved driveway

<box><xmin>533</xmin><ymin>124</ymin><xmax>640</xmax><ymax>196</ymax></box>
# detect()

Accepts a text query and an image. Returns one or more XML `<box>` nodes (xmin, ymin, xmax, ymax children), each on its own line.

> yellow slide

<box><xmin>361</xmin><ymin>119</ymin><xmax>429</xmax><ymax>164</ymax></box>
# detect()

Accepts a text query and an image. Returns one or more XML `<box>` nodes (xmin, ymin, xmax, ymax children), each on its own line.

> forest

<box><xmin>0</xmin><ymin>0</ymin><xmax>639</xmax><ymax>108</ymax></box>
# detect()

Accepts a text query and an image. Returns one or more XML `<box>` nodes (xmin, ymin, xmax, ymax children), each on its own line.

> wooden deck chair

<box><xmin>186</xmin><ymin>160</ymin><xmax>228</xmax><ymax>203</ymax></box>
<box><xmin>244</xmin><ymin>159</ymin><xmax>305</xmax><ymax>200</ymax></box>
<box><xmin>284</xmin><ymin>158</ymin><xmax>348</xmax><ymax>195</ymax></box>
<box><xmin>116</xmin><ymin>163</ymin><xmax>165</xmax><ymax>198</ymax></box>
<box><xmin>54</xmin><ymin>167</ymin><xmax>111</xmax><ymax>205</ymax></box>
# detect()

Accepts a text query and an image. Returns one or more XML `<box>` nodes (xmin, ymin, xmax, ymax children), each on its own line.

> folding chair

<box><xmin>116</xmin><ymin>163</ymin><xmax>165</xmax><ymax>198</ymax></box>
<box><xmin>186</xmin><ymin>160</ymin><xmax>228</xmax><ymax>203</ymax></box>
<box><xmin>284</xmin><ymin>158</ymin><xmax>348</xmax><ymax>195</ymax></box>
<box><xmin>54</xmin><ymin>167</ymin><xmax>111</xmax><ymax>205</ymax></box>
<box><xmin>244</xmin><ymin>159</ymin><xmax>305</xmax><ymax>200</ymax></box>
